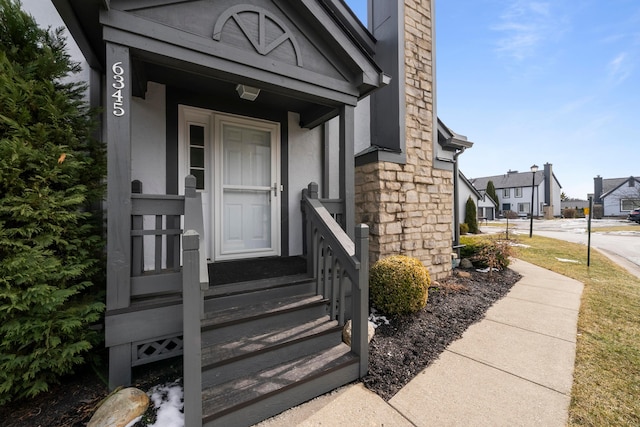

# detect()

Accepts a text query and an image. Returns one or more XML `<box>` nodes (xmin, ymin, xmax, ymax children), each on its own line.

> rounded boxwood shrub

<box><xmin>369</xmin><ymin>255</ymin><xmax>431</xmax><ymax>315</ymax></box>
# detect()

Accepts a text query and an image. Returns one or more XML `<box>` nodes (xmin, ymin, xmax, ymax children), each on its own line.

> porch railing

<box><xmin>107</xmin><ymin>176</ymin><xmax>205</xmax><ymax>387</ymax></box>
<box><xmin>301</xmin><ymin>182</ymin><xmax>369</xmax><ymax>376</ymax></box>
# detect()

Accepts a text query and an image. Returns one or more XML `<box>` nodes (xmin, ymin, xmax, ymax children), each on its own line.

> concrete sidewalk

<box><xmin>255</xmin><ymin>259</ymin><xmax>584</xmax><ymax>427</ymax></box>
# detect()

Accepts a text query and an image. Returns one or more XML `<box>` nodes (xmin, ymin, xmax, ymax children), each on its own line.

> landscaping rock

<box><xmin>460</xmin><ymin>258</ymin><xmax>474</xmax><ymax>269</ymax></box>
<box><xmin>342</xmin><ymin>319</ymin><xmax>375</xmax><ymax>346</ymax></box>
<box><xmin>88</xmin><ymin>387</ymin><xmax>149</xmax><ymax>427</ymax></box>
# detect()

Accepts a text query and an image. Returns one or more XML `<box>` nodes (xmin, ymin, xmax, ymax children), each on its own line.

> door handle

<box><xmin>271</xmin><ymin>183</ymin><xmax>278</xmax><ymax>197</ymax></box>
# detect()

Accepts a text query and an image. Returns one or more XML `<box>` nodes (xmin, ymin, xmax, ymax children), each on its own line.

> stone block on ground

<box><xmin>88</xmin><ymin>387</ymin><xmax>149</xmax><ymax>427</ymax></box>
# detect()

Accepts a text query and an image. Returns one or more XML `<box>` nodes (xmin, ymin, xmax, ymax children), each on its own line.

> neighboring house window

<box><xmin>621</xmin><ymin>199</ymin><xmax>640</xmax><ymax>211</ymax></box>
<box><xmin>515</xmin><ymin>187</ymin><xmax>522</xmax><ymax>198</ymax></box>
<box><xmin>502</xmin><ymin>203</ymin><xmax>511</xmax><ymax>211</ymax></box>
<box><xmin>189</xmin><ymin>124</ymin><xmax>206</xmax><ymax>190</ymax></box>
<box><xmin>518</xmin><ymin>203</ymin><xmax>530</xmax><ymax>214</ymax></box>
<box><xmin>503</xmin><ymin>188</ymin><xmax>510</xmax><ymax>198</ymax></box>
<box><xmin>477</xmin><ymin>207</ymin><xmax>483</xmax><ymax>219</ymax></box>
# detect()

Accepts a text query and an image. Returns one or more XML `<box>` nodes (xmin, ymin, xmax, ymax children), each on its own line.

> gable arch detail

<box><xmin>212</xmin><ymin>4</ymin><xmax>303</xmax><ymax>67</ymax></box>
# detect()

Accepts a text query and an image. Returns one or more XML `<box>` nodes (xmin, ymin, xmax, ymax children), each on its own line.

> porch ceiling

<box><xmin>133</xmin><ymin>49</ymin><xmax>339</xmax><ymax>127</ymax></box>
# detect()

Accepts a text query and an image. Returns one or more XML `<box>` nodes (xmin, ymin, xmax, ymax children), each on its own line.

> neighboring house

<box><xmin>593</xmin><ymin>175</ymin><xmax>640</xmax><ymax>216</ymax></box>
<box><xmin>44</xmin><ymin>0</ymin><xmax>451</xmax><ymax>425</ymax></box>
<box><xmin>458</xmin><ymin>171</ymin><xmax>496</xmax><ymax>223</ymax></box>
<box><xmin>437</xmin><ymin>119</ymin><xmax>474</xmax><ymax>250</ymax></box>
<box><xmin>471</xmin><ymin>163</ymin><xmax>562</xmax><ymax>218</ymax></box>
<box><xmin>477</xmin><ymin>191</ymin><xmax>498</xmax><ymax>221</ymax></box>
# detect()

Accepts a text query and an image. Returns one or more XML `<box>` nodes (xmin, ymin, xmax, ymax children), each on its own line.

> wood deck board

<box><xmin>201</xmin><ymin>344</ymin><xmax>357</xmax><ymax>419</ymax></box>
<box><xmin>202</xmin><ymin>294</ymin><xmax>326</xmax><ymax>327</ymax></box>
<box><xmin>201</xmin><ymin>317</ymin><xmax>340</xmax><ymax>367</ymax></box>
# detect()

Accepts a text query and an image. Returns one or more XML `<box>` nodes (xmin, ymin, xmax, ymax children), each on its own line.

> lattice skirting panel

<box><xmin>132</xmin><ymin>334</ymin><xmax>184</xmax><ymax>366</ymax></box>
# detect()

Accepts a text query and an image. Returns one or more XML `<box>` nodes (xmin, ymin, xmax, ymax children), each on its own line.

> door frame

<box><xmin>178</xmin><ymin>105</ymin><xmax>281</xmax><ymax>261</ymax></box>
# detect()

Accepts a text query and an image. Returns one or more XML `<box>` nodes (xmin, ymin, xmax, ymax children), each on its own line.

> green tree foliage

<box><xmin>465</xmin><ymin>196</ymin><xmax>478</xmax><ymax>234</ymax></box>
<box><xmin>0</xmin><ymin>0</ymin><xmax>106</xmax><ymax>404</ymax></box>
<box><xmin>486</xmin><ymin>180</ymin><xmax>499</xmax><ymax>206</ymax></box>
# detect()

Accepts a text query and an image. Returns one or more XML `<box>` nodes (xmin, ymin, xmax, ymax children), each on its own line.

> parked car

<box><xmin>628</xmin><ymin>208</ymin><xmax>640</xmax><ymax>223</ymax></box>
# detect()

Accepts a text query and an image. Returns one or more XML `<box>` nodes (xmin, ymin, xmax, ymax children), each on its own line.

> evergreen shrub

<box><xmin>465</xmin><ymin>197</ymin><xmax>478</xmax><ymax>234</ymax></box>
<box><xmin>0</xmin><ymin>0</ymin><xmax>106</xmax><ymax>404</ymax></box>
<box><xmin>369</xmin><ymin>255</ymin><xmax>431</xmax><ymax>315</ymax></box>
<box><xmin>459</xmin><ymin>236</ymin><xmax>512</xmax><ymax>271</ymax></box>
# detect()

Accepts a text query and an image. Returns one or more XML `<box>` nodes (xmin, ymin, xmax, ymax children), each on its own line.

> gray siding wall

<box><xmin>131</xmin><ymin>83</ymin><xmax>168</xmax><ymax>270</ymax></box>
<box><xmin>287</xmin><ymin>111</ymin><xmax>323</xmax><ymax>255</ymax></box>
<box><xmin>131</xmin><ymin>82</ymin><xmax>167</xmax><ymax>195</ymax></box>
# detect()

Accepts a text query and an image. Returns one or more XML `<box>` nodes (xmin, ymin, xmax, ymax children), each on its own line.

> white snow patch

<box><xmin>368</xmin><ymin>308</ymin><xmax>390</xmax><ymax>328</ymax></box>
<box><xmin>476</xmin><ymin>267</ymin><xmax>499</xmax><ymax>273</ymax></box>
<box><xmin>556</xmin><ymin>258</ymin><xmax>580</xmax><ymax>264</ymax></box>
<box><xmin>132</xmin><ymin>381</ymin><xmax>184</xmax><ymax>427</ymax></box>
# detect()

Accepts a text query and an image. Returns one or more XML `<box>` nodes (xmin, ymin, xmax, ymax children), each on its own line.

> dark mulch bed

<box><xmin>0</xmin><ymin>268</ymin><xmax>520</xmax><ymax>426</ymax></box>
<box><xmin>362</xmin><ymin>267</ymin><xmax>521</xmax><ymax>400</ymax></box>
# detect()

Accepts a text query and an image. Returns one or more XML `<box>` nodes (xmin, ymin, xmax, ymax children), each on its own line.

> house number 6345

<box><xmin>112</xmin><ymin>62</ymin><xmax>125</xmax><ymax>116</ymax></box>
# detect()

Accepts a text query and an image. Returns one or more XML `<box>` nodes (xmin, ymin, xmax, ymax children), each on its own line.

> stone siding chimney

<box><xmin>356</xmin><ymin>0</ymin><xmax>453</xmax><ymax>280</ymax></box>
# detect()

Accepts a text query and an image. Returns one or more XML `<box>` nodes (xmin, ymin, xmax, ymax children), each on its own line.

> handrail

<box><xmin>301</xmin><ymin>182</ymin><xmax>369</xmax><ymax>376</ymax></box>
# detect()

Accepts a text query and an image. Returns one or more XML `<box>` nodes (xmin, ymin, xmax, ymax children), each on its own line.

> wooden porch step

<box><xmin>201</xmin><ymin>316</ymin><xmax>343</xmax><ymax>387</ymax></box>
<box><xmin>201</xmin><ymin>343</ymin><xmax>359</xmax><ymax>427</ymax></box>
<box><xmin>202</xmin><ymin>293</ymin><xmax>328</xmax><ymax>332</ymax></box>
<box><xmin>202</xmin><ymin>315</ymin><xmax>340</xmax><ymax>366</ymax></box>
<box><xmin>204</xmin><ymin>274</ymin><xmax>314</xmax><ymax>312</ymax></box>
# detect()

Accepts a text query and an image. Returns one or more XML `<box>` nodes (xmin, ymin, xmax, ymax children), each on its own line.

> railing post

<box><xmin>353</xmin><ymin>224</ymin><xmax>369</xmax><ymax>377</ymax></box>
<box><xmin>182</xmin><ymin>230</ymin><xmax>202</xmax><ymax>427</ymax></box>
<box><xmin>184</xmin><ymin>175</ymin><xmax>208</xmax><ymax>317</ymax></box>
<box><xmin>131</xmin><ymin>180</ymin><xmax>144</xmax><ymax>276</ymax></box>
<box><xmin>305</xmin><ymin>182</ymin><xmax>319</xmax><ymax>278</ymax></box>
<box><xmin>308</xmin><ymin>182</ymin><xmax>319</xmax><ymax>200</ymax></box>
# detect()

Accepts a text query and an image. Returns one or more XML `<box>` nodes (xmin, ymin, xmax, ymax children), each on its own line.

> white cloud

<box><xmin>608</xmin><ymin>52</ymin><xmax>633</xmax><ymax>84</ymax></box>
<box><xmin>492</xmin><ymin>1</ymin><xmax>562</xmax><ymax>61</ymax></box>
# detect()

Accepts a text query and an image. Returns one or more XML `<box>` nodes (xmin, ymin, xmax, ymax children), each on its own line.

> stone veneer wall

<box><xmin>355</xmin><ymin>0</ymin><xmax>454</xmax><ymax>280</ymax></box>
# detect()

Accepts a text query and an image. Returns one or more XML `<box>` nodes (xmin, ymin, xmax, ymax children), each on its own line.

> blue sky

<box><xmin>346</xmin><ymin>0</ymin><xmax>640</xmax><ymax>199</ymax></box>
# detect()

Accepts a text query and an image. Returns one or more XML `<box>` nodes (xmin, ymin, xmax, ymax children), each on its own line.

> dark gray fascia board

<box><xmin>441</xmin><ymin>136</ymin><xmax>473</xmax><ymax>151</ymax></box>
<box><xmin>355</xmin><ymin>146</ymin><xmax>406</xmax><ymax>166</ymax></box>
<box><xmin>297</xmin><ymin>0</ymin><xmax>385</xmax><ymax>92</ymax></box>
<box><xmin>52</xmin><ymin>0</ymin><xmax>103</xmax><ymax>70</ymax></box>
<box><xmin>319</xmin><ymin>0</ymin><xmax>376</xmax><ymax>56</ymax></box>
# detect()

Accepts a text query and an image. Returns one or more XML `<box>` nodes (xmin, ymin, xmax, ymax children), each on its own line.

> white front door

<box><xmin>179</xmin><ymin>106</ymin><xmax>281</xmax><ymax>261</ymax></box>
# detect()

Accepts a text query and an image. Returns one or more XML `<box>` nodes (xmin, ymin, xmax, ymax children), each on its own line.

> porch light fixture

<box><xmin>529</xmin><ymin>164</ymin><xmax>538</xmax><ymax>238</ymax></box>
<box><xmin>236</xmin><ymin>84</ymin><xmax>260</xmax><ymax>101</ymax></box>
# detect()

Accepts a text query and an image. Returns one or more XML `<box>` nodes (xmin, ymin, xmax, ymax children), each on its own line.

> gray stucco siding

<box><xmin>287</xmin><ymin>112</ymin><xmax>323</xmax><ymax>255</ymax></box>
